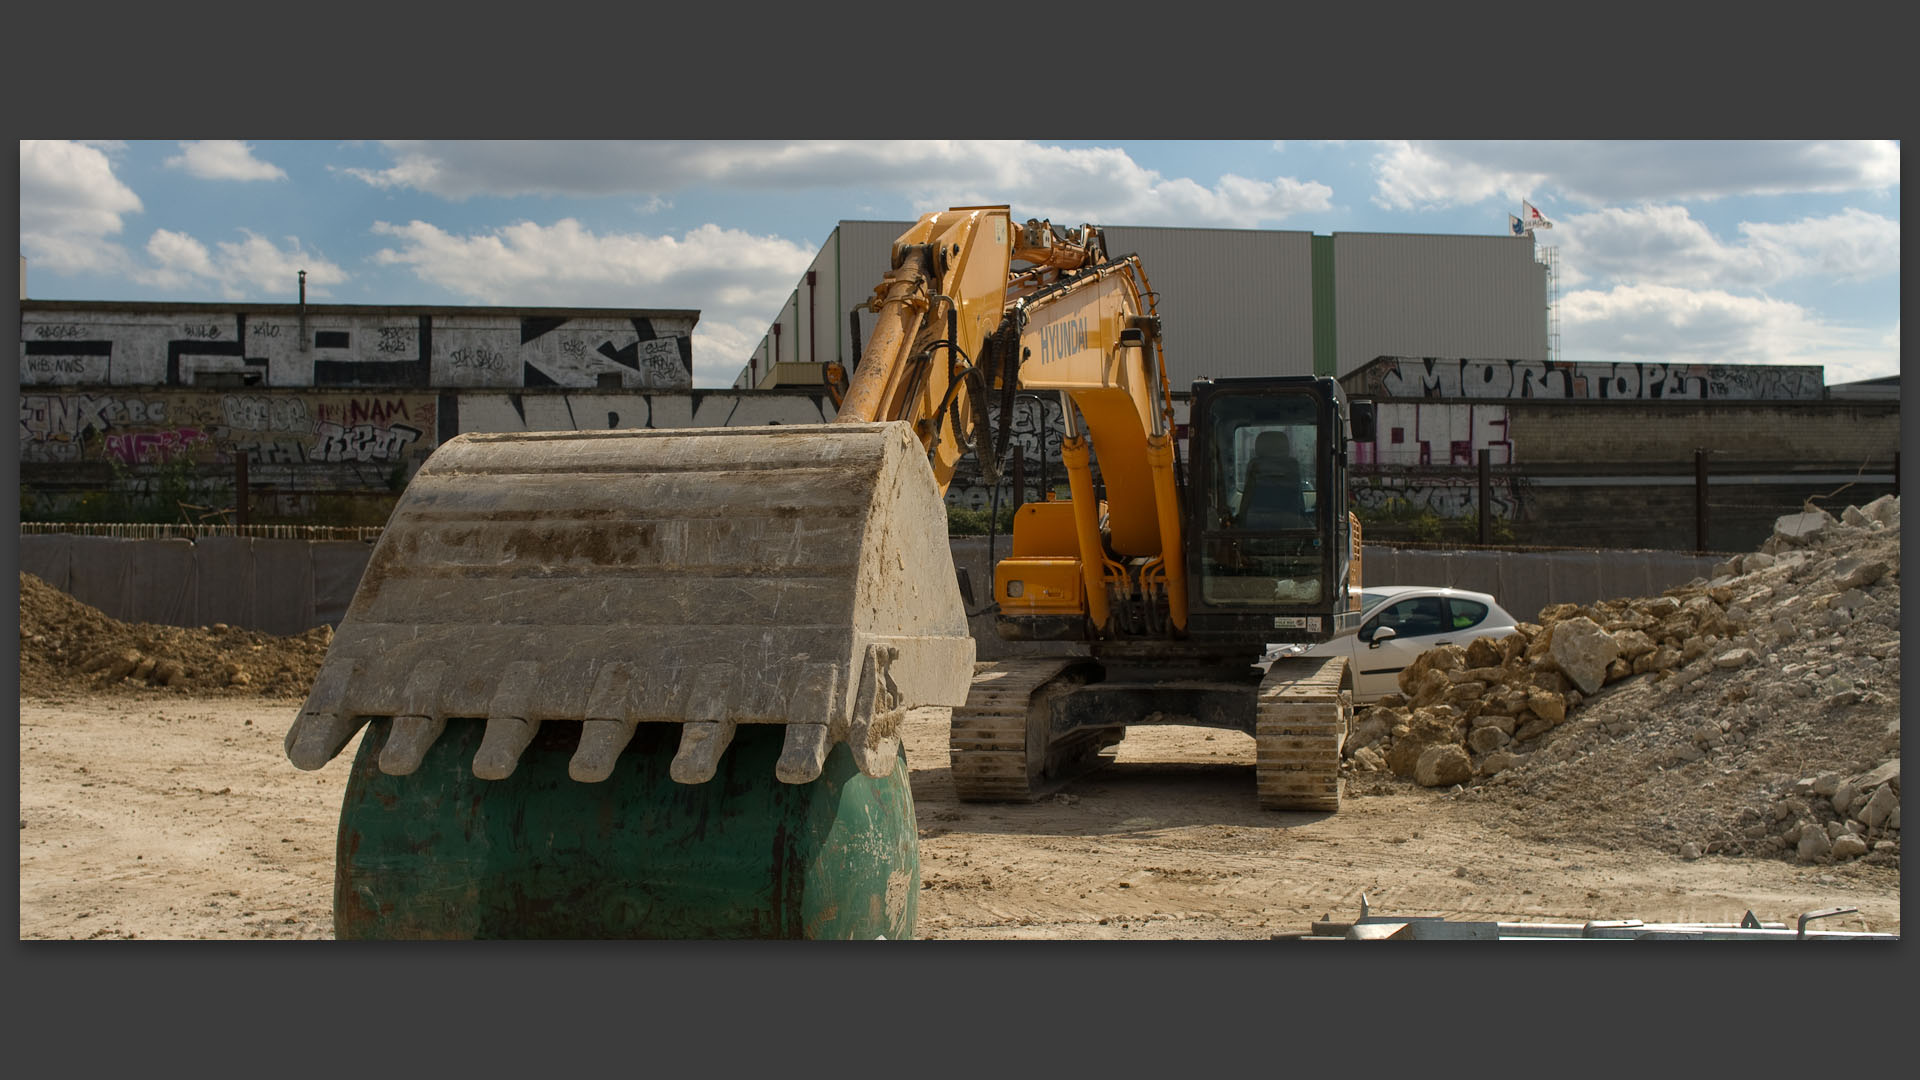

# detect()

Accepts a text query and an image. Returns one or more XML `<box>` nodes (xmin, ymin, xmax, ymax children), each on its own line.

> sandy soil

<box><xmin>18</xmin><ymin>694</ymin><xmax>1898</xmax><ymax>940</ymax></box>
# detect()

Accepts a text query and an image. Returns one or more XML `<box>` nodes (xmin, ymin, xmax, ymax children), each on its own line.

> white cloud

<box><xmin>342</xmin><ymin>141</ymin><xmax>1332</xmax><ymax>226</ymax></box>
<box><xmin>165</xmin><ymin>140</ymin><xmax>288</xmax><ymax>181</ymax></box>
<box><xmin>1551</xmin><ymin>205</ymin><xmax>1899</xmax><ymax>290</ymax></box>
<box><xmin>1373</xmin><ymin>140</ymin><xmax>1900</xmax><ymax>209</ymax></box>
<box><xmin>135</xmin><ymin>228</ymin><xmax>346</xmax><ymax>300</ymax></box>
<box><xmin>370</xmin><ymin>217</ymin><xmax>818</xmax><ymax>385</ymax></box>
<box><xmin>1558</xmin><ymin>283</ymin><xmax>1898</xmax><ymax>384</ymax></box>
<box><xmin>19</xmin><ymin>139</ymin><xmax>143</xmax><ymax>274</ymax></box>
<box><xmin>1738</xmin><ymin>208</ymin><xmax>1901</xmax><ymax>282</ymax></box>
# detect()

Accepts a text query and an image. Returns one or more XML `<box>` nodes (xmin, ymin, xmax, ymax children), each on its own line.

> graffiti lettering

<box><xmin>449</xmin><ymin>346</ymin><xmax>507</xmax><ymax>372</ymax></box>
<box><xmin>104</xmin><ymin>428</ymin><xmax>210</xmax><ymax>464</ymax></box>
<box><xmin>1364</xmin><ymin>358</ymin><xmax>1825</xmax><ymax>402</ymax></box>
<box><xmin>25</xmin><ymin>357</ymin><xmax>88</xmax><ymax>375</ymax></box>
<box><xmin>34</xmin><ymin>324</ymin><xmax>88</xmax><ymax>340</ymax></box>
<box><xmin>249</xmin><ymin>322</ymin><xmax>282</xmax><ymax>340</ymax></box>
<box><xmin>313</xmin><ymin>422</ymin><xmax>422</xmax><ymax>463</ymax></box>
<box><xmin>347</xmin><ymin>398</ymin><xmax>410</xmax><ymax>425</ymax></box>
<box><xmin>19</xmin><ymin>394</ymin><xmax>169</xmax><ymax>442</ymax></box>
<box><xmin>559</xmin><ymin>338</ymin><xmax>589</xmax><ymax>361</ymax></box>
<box><xmin>223</xmin><ymin>394</ymin><xmax>311</xmax><ymax>432</ymax></box>
<box><xmin>1353</xmin><ymin>481</ymin><xmax>1517</xmax><ymax>521</ymax></box>
<box><xmin>181</xmin><ymin>324</ymin><xmax>224</xmax><ymax>340</ymax></box>
<box><xmin>228</xmin><ymin>439</ymin><xmax>308</xmax><ymax>464</ymax></box>
<box><xmin>636</xmin><ymin>338</ymin><xmax>683</xmax><ymax>386</ymax></box>
<box><xmin>377</xmin><ymin>327</ymin><xmax>416</xmax><ymax>354</ymax></box>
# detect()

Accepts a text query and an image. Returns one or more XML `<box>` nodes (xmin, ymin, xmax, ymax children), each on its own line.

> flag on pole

<box><xmin>1522</xmin><ymin>200</ymin><xmax>1552</xmax><ymax>230</ymax></box>
<box><xmin>1509</xmin><ymin>214</ymin><xmax>1527</xmax><ymax>237</ymax></box>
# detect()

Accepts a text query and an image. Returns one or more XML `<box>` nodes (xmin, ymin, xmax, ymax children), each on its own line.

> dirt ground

<box><xmin>18</xmin><ymin>693</ymin><xmax>1899</xmax><ymax>940</ymax></box>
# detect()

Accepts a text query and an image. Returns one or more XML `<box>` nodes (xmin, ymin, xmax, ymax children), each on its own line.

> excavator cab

<box><xmin>1184</xmin><ymin>376</ymin><xmax>1364</xmax><ymax>647</ymax></box>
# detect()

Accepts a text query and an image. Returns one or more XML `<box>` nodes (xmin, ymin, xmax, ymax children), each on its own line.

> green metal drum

<box><xmin>333</xmin><ymin>718</ymin><xmax>919</xmax><ymax>940</ymax></box>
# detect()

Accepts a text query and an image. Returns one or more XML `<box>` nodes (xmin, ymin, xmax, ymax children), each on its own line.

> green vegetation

<box><xmin>1355</xmin><ymin>498</ymin><xmax>1516</xmax><ymax>546</ymax></box>
<box><xmin>946</xmin><ymin>503</ymin><xmax>1019</xmax><ymax>536</ymax></box>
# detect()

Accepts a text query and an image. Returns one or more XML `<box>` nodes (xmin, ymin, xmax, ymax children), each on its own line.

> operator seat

<box><xmin>1235</xmin><ymin>430</ymin><xmax>1307</xmax><ymax>530</ymax></box>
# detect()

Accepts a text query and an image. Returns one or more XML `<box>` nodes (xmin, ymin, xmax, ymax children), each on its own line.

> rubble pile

<box><xmin>1345</xmin><ymin>495</ymin><xmax>1900</xmax><ymax>867</ymax></box>
<box><xmin>18</xmin><ymin>572</ymin><xmax>332</xmax><ymax>700</ymax></box>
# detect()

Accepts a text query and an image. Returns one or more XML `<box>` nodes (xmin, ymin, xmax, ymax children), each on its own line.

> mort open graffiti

<box><xmin>1356</xmin><ymin>358</ymin><xmax>1826</xmax><ymax>402</ymax></box>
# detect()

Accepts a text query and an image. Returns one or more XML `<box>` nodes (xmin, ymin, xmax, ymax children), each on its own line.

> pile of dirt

<box><xmin>18</xmin><ymin>572</ymin><xmax>332</xmax><ymax>701</ymax></box>
<box><xmin>1345</xmin><ymin>495</ymin><xmax>1900</xmax><ymax>868</ymax></box>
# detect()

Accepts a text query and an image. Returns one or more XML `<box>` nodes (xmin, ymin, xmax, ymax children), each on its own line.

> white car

<box><xmin>1266</xmin><ymin>585</ymin><xmax>1522</xmax><ymax>704</ymax></box>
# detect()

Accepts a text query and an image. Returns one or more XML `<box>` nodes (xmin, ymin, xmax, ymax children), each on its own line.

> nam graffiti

<box><xmin>18</xmin><ymin>390</ymin><xmax>438</xmax><ymax>469</ymax></box>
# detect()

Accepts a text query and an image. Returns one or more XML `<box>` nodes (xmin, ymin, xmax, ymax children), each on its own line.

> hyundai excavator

<box><xmin>284</xmin><ymin>205</ymin><xmax>1373</xmax><ymax>940</ymax></box>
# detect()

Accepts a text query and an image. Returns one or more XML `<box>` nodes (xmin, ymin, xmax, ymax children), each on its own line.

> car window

<box><xmin>1447</xmin><ymin>598</ymin><xmax>1489</xmax><ymax>631</ymax></box>
<box><xmin>1373</xmin><ymin>596</ymin><xmax>1447</xmax><ymax>639</ymax></box>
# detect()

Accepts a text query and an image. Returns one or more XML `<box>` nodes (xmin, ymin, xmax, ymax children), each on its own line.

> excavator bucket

<box><xmin>285</xmin><ymin>420</ymin><xmax>973</xmax><ymax>938</ymax></box>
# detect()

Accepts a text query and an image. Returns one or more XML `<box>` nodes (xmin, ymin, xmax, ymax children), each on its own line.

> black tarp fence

<box><xmin>23</xmin><ymin>534</ymin><xmax>1722</xmax><ymax>641</ymax></box>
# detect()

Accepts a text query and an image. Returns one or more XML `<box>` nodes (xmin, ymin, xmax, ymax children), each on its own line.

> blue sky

<box><xmin>19</xmin><ymin>140</ymin><xmax>1900</xmax><ymax>388</ymax></box>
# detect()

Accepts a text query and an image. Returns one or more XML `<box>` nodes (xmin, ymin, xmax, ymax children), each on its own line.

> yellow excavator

<box><xmin>285</xmin><ymin>205</ymin><xmax>1373</xmax><ymax>939</ymax></box>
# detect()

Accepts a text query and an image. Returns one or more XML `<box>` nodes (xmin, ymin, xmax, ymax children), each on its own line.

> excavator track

<box><xmin>949</xmin><ymin>659</ymin><xmax>1117</xmax><ymax>801</ymax></box>
<box><xmin>1254</xmin><ymin>655</ymin><xmax>1351</xmax><ymax>812</ymax></box>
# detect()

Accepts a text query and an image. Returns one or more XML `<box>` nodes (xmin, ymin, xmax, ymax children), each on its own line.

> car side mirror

<box><xmin>1368</xmin><ymin>625</ymin><xmax>1396</xmax><ymax>648</ymax></box>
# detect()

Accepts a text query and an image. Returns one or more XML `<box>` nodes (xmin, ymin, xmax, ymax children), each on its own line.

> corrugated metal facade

<box><xmin>739</xmin><ymin>219</ymin><xmax>1548</xmax><ymax>392</ymax></box>
<box><xmin>1099</xmin><ymin>225</ymin><xmax>1314</xmax><ymax>386</ymax></box>
<box><xmin>836</xmin><ymin>221</ymin><xmax>909</xmax><ymax>370</ymax></box>
<box><xmin>1332</xmin><ymin>232</ymin><xmax>1547</xmax><ymax>377</ymax></box>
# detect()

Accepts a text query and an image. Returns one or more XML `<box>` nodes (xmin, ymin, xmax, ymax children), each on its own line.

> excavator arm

<box><xmin>835</xmin><ymin>206</ymin><xmax>1187</xmax><ymax>634</ymax></box>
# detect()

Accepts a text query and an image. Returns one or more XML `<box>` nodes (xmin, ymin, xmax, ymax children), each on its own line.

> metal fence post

<box><xmin>1478</xmin><ymin>448</ymin><xmax>1491</xmax><ymax>545</ymax></box>
<box><xmin>1694</xmin><ymin>448</ymin><xmax>1709</xmax><ymax>554</ymax></box>
<box><xmin>236</xmin><ymin>453</ymin><xmax>250</xmax><ymax>529</ymax></box>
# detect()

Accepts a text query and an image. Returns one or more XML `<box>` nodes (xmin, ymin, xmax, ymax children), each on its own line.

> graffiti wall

<box><xmin>1351</xmin><ymin>357</ymin><xmax>1826</xmax><ymax>402</ymax></box>
<box><xmin>19</xmin><ymin>390</ymin><xmax>437</xmax><ymax>472</ymax></box>
<box><xmin>1351</xmin><ymin>477</ymin><xmax>1519</xmax><ymax>521</ymax></box>
<box><xmin>19</xmin><ymin>306</ymin><xmax>696</xmax><ymax>391</ymax></box>
<box><xmin>453</xmin><ymin>391</ymin><xmax>836</xmax><ymax>434</ymax></box>
<box><xmin>944</xmin><ymin>398</ymin><xmax>1076</xmax><ymax>511</ymax></box>
<box><xmin>1353</xmin><ymin>403</ymin><xmax>1512</xmax><ymax>467</ymax></box>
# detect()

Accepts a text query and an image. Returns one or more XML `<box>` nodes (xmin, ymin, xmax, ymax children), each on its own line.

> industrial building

<box><xmin>733</xmin><ymin>218</ymin><xmax>1550</xmax><ymax>389</ymax></box>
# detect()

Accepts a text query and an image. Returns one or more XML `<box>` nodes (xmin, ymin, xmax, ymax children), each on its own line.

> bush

<box><xmin>1356</xmin><ymin>497</ymin><xmax>1516</xmax><ymax>546</ymax></box>
<box><xmin>947</xmin><ymin>504</ymin><xmax>1019</xmax><ymax>536</ymax></box>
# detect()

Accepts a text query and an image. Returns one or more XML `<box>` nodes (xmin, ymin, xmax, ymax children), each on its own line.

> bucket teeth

<box><xmin>848</xmin><ymin>644</ymin><xmax>905</xmax><ymax>779</ymax></box>
<box><xmin>786</xmin><ymin>662</ymin><xmax>843</xmax><ymax>728</ymax></box>
<box><xmin>584</xmin><ymin>663</ymin><xmax>638</xmax><ymax>722</ymax></box>
<box><xmin>774</xmin><ymin>662</ymin><xmax>842</xmax><ymax>783</ymax></box>
<box><xmin>571</xmin><ymin>719</ymin><xmax>639</xmax><ymax>783</ymax></box>
<box><xmin>571</xmin><ymin>663</ymin><xmax>641</xmax><ymax>782</ymax></box>
<box><xmin>776</xmin><ymin>724</ymin><xmax>832</xmax><ymax>783</ymax></box>
<box><xmin>287</xmin><ymin>709</ymin><xmax>369</xmax><ymax>770</ymax></box>
<box><xmin>670</xmin><ymin>721</ymin><xmax>737</xmax><ymax>784</ymax></box>
<box><xmin>399</xmin><ymin>659</ymin><xmax>451</xmax><ymax>716</ymax></box>
<box><xmin>379</xmin><ymin>715</ymin><xmax>447</xmax><ymax>776</ymax></box>
<box><xmin>287</xmin><ymin>660</ymin><xmax>366</xmax><ymax>769</ymax></box>
<box><xmin>473</xmin><ymin>717</ymin><xmax>540</xmax><ymax>780</ymax></box>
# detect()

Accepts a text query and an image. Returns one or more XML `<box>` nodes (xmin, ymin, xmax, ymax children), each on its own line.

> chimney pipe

<box><xmin>806</xmin><ymin>269</ymin><xmax>817</xmax><ymax>365</ymax></box>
